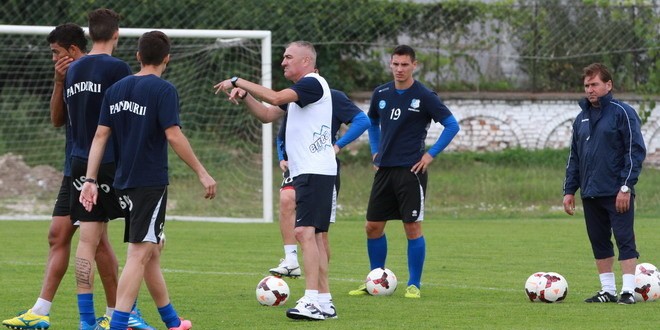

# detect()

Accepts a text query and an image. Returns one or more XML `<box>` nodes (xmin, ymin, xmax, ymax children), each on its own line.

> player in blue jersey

<box><xmin>269</xmin><ymin>89</ymin><xmax>369</xmax><ymax>318</ymax></box>
<box><xmin>80</xmin><ymin>30</ymin><xmax>216</xmax><ymax>330</ymax></box>
<box><xmin>348</xmin><ymin>45</ymin><xmax>460</xmax><ymax>299</ymax></box>
<box><xmin>2</xmin><ymin>23</ymin><xmax>121</xmax><ymax>330</ymax></box>
<box><xmin>63</xmin><ymin>9</ymin><xmax>146</xmax><ymax>330</ymax></box>
<box><xmin>215</xmin><ymin>41</ymin><xmax>336</xmax><ymax>321</ymax></box>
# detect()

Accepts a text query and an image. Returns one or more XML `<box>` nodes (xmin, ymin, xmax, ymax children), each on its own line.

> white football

<box><xmin>365</xmin><ymin>268</ymin><xmax>398</xmax><ymax>296</ymax></box>
<box><xmin>536</xmin><ymin>272</ymin><xmax>568</xmax><ymax>303</ymax></box>
<box><xmin>524</xmin><ymin>272</ymin><xmax>546</xmax><ymax>302</ymax></box>
<box><xmin>634</xmin><ymin>263</ymin><xmax>660</xmax><ymax>302</ymax></box>
<box><xmin>256</xmin><ymin>275</ymin><xmax>290</xmax><ymax>306</ymax></box>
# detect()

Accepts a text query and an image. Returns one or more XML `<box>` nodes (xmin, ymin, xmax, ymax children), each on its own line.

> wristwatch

<box><xmin>84</xmin><ymin>178</ymin><xmax>97</xmax><ymax>184</ymax></box>
<box><xmin>620</xmin><ymin>185</ymin><xmax>630</xmax><ymax>193</ymax></box>
<box><xmin>230</xmin><ymin>76</ymin><xmax>239</xmax><ymax>87</ymax></box>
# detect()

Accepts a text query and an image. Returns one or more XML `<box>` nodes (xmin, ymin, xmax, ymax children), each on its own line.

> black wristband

<box><xmin>84</xmin><ymin>178</ymin><xmax>97</xmax><ymax>184</ymax></box>
<box><xmin>241</xmin><ymin>92</ymin><xmax>249</xmax><ymax>100</ymax></box>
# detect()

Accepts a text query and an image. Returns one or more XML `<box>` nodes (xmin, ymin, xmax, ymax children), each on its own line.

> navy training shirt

<box><xmin>64</xmin><ymin>54</ymin><xmax>131</xmax><ymax>163</ymax></box>
<box><xmin>368</xmin><ymin>80</ymin><xmax>453</xmax><ymax>167</ymax></box>
<box><xmin>99</xmin><ymin>74</ymin><xmax>180</xmax><ymax>190</ymax></box>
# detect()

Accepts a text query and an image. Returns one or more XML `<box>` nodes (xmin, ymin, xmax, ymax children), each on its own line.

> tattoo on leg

<box><xmin>76</xmin><ymin>257</ymin><xmax>92</xmax><ymax>289</ymax></box>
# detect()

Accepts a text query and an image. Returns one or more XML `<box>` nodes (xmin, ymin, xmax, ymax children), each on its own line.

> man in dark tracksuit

<box><xmin>563</xmin><ymin>63</ymin><xmax>646</xmax><ymax>305</ymax></box>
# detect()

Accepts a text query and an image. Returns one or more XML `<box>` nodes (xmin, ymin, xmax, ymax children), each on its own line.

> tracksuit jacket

<box><xmin>563</xmin><ymin>92</ymin><xmax>646</xmax><ymax>198</ymax></box>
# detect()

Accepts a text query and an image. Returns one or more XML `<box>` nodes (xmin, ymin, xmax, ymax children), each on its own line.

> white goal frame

<box><xmin>0</xmin><ymin>25</ymin><xmax>273</xmax><ymax>223</ymax></box>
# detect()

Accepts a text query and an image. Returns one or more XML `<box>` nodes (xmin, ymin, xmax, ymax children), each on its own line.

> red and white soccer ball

<box><xmin>365</xmin><ymin>268</ymin><xmax>398</xmax><ymax>296</ymax></box>
<box><xmin>524</xmin><ymin>272</ymin><xmax>546</xmax><ymax>302</ymax></box>
<box><xmin>634</xmin><ymin>263</ymin><xmax>660</xmax><ymax>302</ymax></box>
<box><xmin>256</xmin><ymin>276</ymin><xmax>290</xmax><ymax>306</ymax></box>
<box><xmin>536</xmin><ymin>272</ymin><xmax>568</xmax><ymax>303</ymax></box>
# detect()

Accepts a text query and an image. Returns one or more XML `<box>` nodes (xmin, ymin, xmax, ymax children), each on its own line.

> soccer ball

<box><xmin>634</xmin><ymin>263</ymin><xmax>660</xmax><ymax>302</ymax></box>
<box><xmin>365</xmin><ymin>268</ymin><xmax>398</xmax><ymax>296</ymax></box>
<box><xmin>256</xmin><ymin>276</ymin><xmax>290</xmax><ymax>306</ymax></box>
<box><xmin>536</xmin><ymin>272</ymin><xmax>568</xmax><ymax>303</ymax></box>
<box><xmin>524</xmin><ymin>272</ymin><xmax>546</xmax><ymax>302</ymax></box>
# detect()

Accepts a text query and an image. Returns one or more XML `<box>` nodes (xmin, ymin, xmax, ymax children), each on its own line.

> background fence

<box><xmin>1</xmin><ymin>0</ymin><xmax>658</xmax><ymax>94</ymax></box>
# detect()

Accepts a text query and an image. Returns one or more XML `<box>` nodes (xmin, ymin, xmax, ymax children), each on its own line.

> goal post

<box><xmin>0</xmin><ymin>25</ymin><xmax>273</xmax><ymax>223</ymax></box>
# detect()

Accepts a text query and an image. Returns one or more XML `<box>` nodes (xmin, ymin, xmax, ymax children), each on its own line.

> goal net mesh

<box><xmin>0</xmin><ymin>27</ymin><xmax>271</xmax><ymax>221</ymax></box>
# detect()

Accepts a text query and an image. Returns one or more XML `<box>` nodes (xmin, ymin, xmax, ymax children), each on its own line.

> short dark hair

<box><xmin>392</xmin><ymin>45</ymin><xmax>416</xmax><ymax>62</ymax></box>
<box><xmin>138</xmin><ymin>31</ymin><xmax>170</xmax><ymax>66</ymax></box>
<box><xmin>582</xmin><ymin>63</ymin><xmax>613</xmax><ymax>84</ymax></box>
<box><xmin>47</xmin><ymin>23</ymin><xmax>87</xmax><ymax>52</ymax></box>
<box><xmin>88</xmin><ymin>8</ymin><xmax>120</xmax><ymax>42</ymax></box>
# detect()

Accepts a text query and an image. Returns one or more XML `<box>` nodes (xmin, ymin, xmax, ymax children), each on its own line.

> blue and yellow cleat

<box><xmin>2</xmin><ymin>309</ymin><xmax>50</xmax><ymax>330</ymax></box>
<box><xmin>79</xmin><ymin>315</ymin><xmax>110</xmax><ymax>330</ymax></box>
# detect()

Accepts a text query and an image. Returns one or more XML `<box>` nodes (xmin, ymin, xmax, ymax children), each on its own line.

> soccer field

<box><xmin>1</xmin><ymin>218</ymin><xmax>659</xmax><ymax>329</ymax></box>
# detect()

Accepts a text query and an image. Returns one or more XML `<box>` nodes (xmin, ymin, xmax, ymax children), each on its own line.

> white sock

<box><xmin>304</xmin><ymin>290</ymin><xmax>319</xmax><ymax>303</ymax></box>
<box><xmin>318</xmin><ymin>292</ymin><xmax>332</xmax><ymax>309</ymax></box>
<box><xmin>621</xmin><ymin>274</ymin><xmax>635</xmax><ymax>293</ymax></box>
<box><xmin>599</xmin><ymin>272</ymin><xmax>616</xmax><ymax>294</ymax></box>
<box><xmin>105</xmin><ymin>307</ymin><xmax>115</xmax><ymax>317</ymax></box>
<box><xmin>31</xmin><ymin>298</ymin><xmax>52</xmax><ymax>316</ymax></box>
<box><xmin>284</xmin><ymin>245</ymin><xmax>298</xmax><ymax>265</ymax></box>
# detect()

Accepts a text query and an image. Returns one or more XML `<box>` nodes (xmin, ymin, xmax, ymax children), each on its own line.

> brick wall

<box><xmin>353</xmin><ymin>96</ymin><xmax>659</xmax><ymax>159</ymax></box>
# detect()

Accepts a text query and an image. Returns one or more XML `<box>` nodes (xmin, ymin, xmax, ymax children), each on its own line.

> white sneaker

<box><xmin>285</xmin><ymin>296</ymin><xmax>325</xmax><ymax>320</ymax></box>
<box><xmin>269</xmin><ymin>259</ymin><xmax>301</xmax><ymax>278</ymax></box>
<box><xmin>320</xmin><ymin>303</ymin><xmax>337</xmax><ymax>319</ymax></box>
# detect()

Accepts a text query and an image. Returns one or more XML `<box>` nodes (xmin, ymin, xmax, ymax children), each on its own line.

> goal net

<box><xmin>0</xmin><ymin>25</ymin><xmax>273</xmax><ymax>223</ymax></box>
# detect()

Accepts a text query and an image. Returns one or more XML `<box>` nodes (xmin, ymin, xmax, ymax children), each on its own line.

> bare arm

<box><xmin>49</xmin><ymin>56</ymin><xmax>73</xmax><ymax>127</ymax></box>
<box><xmin>165</xmin><ymin>125</ymin><xmax>216</xmax><ymax>199</ymax></box>
<box><xmin>213</xmin><ymin>78</ymin><xmax>294</xmax><ymax>123</ymax></box>
<box><xmin>79</xmin><ymin>125</ymin><xmax>111</xmax><ymax>211</ymax></box>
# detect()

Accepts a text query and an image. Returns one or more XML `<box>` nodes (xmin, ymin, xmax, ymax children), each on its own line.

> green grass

<box><xmin>2</xmin><ymin>218</ymin><xmax>660</xmax><ymax>329</ymax></box>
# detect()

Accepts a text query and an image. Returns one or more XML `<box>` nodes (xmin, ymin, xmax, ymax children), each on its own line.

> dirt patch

<box><xmin>0</xmin><ymin>153</ymin><xmax>61</xmax><ymax>214</ymax></box>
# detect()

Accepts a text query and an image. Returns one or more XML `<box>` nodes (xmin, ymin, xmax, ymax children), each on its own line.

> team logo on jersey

<box><xmin>408</xmin><ymin>99</ymin><xmax>420</xmax><ymax>112</ymax></box>
<box><xmin>379</xmin><ymin>100</ymin><xmax>386</xmax><ymax>109</ymax></box>
<box><xmin>309</xmin><ymin>125</ymin><xmax>332</xmax><ymax>153</ymax></box>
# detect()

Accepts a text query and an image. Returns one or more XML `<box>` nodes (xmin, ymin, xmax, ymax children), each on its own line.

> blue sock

<box><xmin>158</xmin><ymin>303</ymin><xmax>180</xmax><ymax>328</ymax></box>
<box><xmin>367</xmin><ymin>234</ymin><xmax>387</xmax><ymax>270</ymax></box>
<box><xmin>77</xmin><ymin>293</ymin><xmax>95</xmax><ymax>326</ymax></box>
<box><xmin>407</xmin><ymin>236</ymin><xmax>426</xmax><ymax>288</ymax></box>
<box><xmin>109</xmin><ymin>310</ymin><xmax>130</xmax><ymax>330</ymax></box>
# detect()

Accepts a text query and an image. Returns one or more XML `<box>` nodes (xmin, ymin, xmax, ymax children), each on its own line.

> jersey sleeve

<box><xmin>331</xmin><ymin>90</ymin><xmax>362</xmax><ymax>124</ymax></box>
<box><xmin>289</xmin><ymin>77</ymin><xmax>323</xmax><ymax>108</ymax></box>
<box><xmin>99</xmin><ymin>95</ymin><xmax>111</xmax><ymax>127</ymax></box>
<box><xmin>425</xmin><ymin>92</ymin><xmax>453</xmax><ymax>123</ymax></box>
<box><xmin>158</xmin><ymin>84</ymin><xmax>181</xmax><ymax>130</ymax></box>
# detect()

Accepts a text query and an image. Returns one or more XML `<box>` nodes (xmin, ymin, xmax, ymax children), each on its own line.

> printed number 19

<box><xmin>390</xmin><ymin>108</ymin><xmax>401</xmax><ymax>120</ymax></box>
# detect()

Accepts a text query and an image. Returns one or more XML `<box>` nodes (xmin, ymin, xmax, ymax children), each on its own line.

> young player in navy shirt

<box><xmin>80</xmin><ymin>31</ymin><xmax>216</xmax><ymax>330</ymax></box>
<box><xmin>63</xmin><ymin>9</ymin><xmax>137</xmax><ymax>329</ymax></box>
<box><xmin>349</xmin><ymin>45</ymin><xmax>460</xmax><ymax>299</ymax></box>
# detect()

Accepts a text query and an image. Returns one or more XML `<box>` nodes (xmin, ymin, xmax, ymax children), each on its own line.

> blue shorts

<box><xmin>52</xmin><ymin>176</ymin><xmax>71</xmax><ymax>217</ymax></box>
<box><xmin>582</xmin><ymin>196</ymin><xmax>639</xmax><ymax>260</ymax></box>
<box><xmin>292</xmin><ymin>174</ymin><xmax>336</xmax><ymax>233</ymax></box>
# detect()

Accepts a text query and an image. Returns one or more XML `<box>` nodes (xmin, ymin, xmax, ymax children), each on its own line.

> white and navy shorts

<box><xmin>116</xmin><ymin>186</ymin><xmax>167</xmax><ymax>244</ymax></box>
<box><xmin>366</xmin><ymin>167</ymin><xmax>427</xmax><ymax>223</ymax></box>
<box><xmin>70</xmin><ymin>158</ymin><xmax>124</xmax><ymax>223</ymax></box>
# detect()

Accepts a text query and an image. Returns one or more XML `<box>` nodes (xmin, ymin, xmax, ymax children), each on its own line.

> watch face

<box><xmin>621</xmin><ymin>185</ymin><xmax>629</xmax><ymax>193</ymax></box>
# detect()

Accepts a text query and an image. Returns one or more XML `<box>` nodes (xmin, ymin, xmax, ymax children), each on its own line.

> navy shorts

<box><xmin>366</xmin><ymin>167</ymin><xmax>427</xmax><ymax>223</ymax></box>
<box><xmin>292</xmin><ymin>174</ymin><xmax>336</xmax><ymax>233</ymax></box>
<box><xmin>70</xmin><ymin>158</ymin><xmax>124</xmax><ymax>223</ymax></box>
<box><xmin>52</xmin><ymin>176</ymin><xmax>71</xmax><ymax>217</ymax></box>
<box><xmin>582</xmin><ymin>196</ymin><xmax>639</xmax><ymax>260</ymax></box>
<box><xmin>116</xmin><ymin>186</ymin><xmax>167</xmax><ymax>244</ymax></box>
